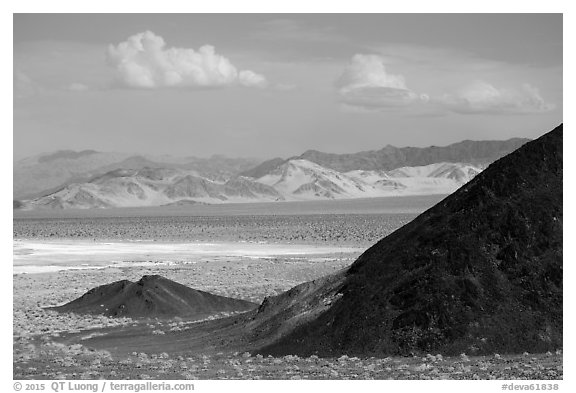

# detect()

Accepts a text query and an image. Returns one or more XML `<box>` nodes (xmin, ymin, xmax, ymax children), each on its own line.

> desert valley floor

<box><xmin>13</xmin><ymin>196</ymin><xmax>563</xmax><ymax>380</ymax></box>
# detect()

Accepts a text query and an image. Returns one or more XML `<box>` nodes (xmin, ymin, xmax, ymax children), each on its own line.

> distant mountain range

<box><xmin>14</xmin><ymin>151</ymin><xmax>260</xmax><ymax>200</ymax></box>
<box><xmin>14</xmin><ymin>137</ymin><xmax>530</xmax><ymax>210</ymax></box>
<box><xmin>241</xmin><ymin>137</ymin><xmax>529</xmax><ymax>176</ymax></box>
<box><xmin>27</xmin><ymin>168</ymin><xmax>283</xmax><ymax>209</ymax></box>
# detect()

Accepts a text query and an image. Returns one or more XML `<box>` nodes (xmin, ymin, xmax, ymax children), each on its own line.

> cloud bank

<box><xmin>336</xmin><ymin>54</ymin><xmax>554</xmax><ymax>115</ymax></box>
<box><xmin>436</xmin><ymin>81</ymin><xmax>554</xmax><ymax>115</ymax></box>
<box><xmin>106</xmin><ymin>31</ymin><xmax>268</xmax><ymax>89</ymax></box>
<box><xmin>336</xmin><ymin>54</ymin><xmax>427</xmax><ymax>108</ymax></box>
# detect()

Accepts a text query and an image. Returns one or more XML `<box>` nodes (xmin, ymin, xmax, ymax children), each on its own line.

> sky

<box><xmin>13</xmin><ymin>13</ymin><xmax>563</xmax><ymax>160</ymax></box>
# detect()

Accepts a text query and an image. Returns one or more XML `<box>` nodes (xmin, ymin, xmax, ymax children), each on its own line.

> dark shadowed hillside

<box><xmin>255</xmin><ymin>124</ymin><xmax>562</xmax><ymax>357</ymax></box>
<box><xmin>50</xmin><ymin>275</ymin><xmax>257</xmax><ymax>319</ymax></box>
<box><xmin>239</xmin><ymin>157</ymin><xmax>285</xmax><ymax>178</ymax></box>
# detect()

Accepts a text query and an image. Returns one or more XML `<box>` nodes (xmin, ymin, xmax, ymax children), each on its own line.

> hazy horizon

<box><xmin>15</xmin><ymin>131</ymin><xmax>542</xmax><ymax>162</ymax></box>
<box><xmin>14</xmin><ymin>14</ymin><xmax>562</xmax><ymax>160</ymax></box>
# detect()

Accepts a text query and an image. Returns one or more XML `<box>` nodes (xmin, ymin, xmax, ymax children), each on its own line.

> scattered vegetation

<box><xmin>14</xmin><ymin>213</ymin><xmax>415</xmax><ymax>246</ymax></box>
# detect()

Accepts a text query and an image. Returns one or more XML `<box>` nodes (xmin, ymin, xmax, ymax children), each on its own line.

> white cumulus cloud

<box><xmin>336</xmin><ymin>54</ymin><xmax>427</xmax><ymax>109</ymax></box>
<box><xmin>335</xmin><ymin>54</ymin><xmax>554</xmax><ymax>116</ymax></box>
<box><xmin>106</xmin><ymin>31</ymin><xmax>268</xmax><ymax>89</ymax></box>
<box><xmin>436</xmin><ymin>81</ymin><xmax>554</xmax><ymax>115</ymax></box>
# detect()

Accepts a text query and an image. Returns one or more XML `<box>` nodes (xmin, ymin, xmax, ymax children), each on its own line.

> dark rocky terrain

<box><xmin>50</xmin><ymin>275</ymin><xmax>257</xmax><ymax>319</ymax></box>
<box><xmin>253</xmin><ymin>124</ymin><xmax>562</xmax><ymax>357</ymax></box>
<box><xmin>50</xmin><ymin>275</ymin><xmax>257</xmax><ymax>318</ymax></box>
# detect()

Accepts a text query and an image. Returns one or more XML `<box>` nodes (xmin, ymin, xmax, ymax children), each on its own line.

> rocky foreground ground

<box><xmin>13</xmin><ymin>255</ymin><xmax>563</xmax><ymax>380</ymax></box>
<box><xmin>13</xmin><ymin>251</ymin><xmax>354</xmax><ymax>379</ymax></box>
<box><xmin>15</xmin><ymin>342</ymin><xmax>562</xmax><ymax>380</ymax></box>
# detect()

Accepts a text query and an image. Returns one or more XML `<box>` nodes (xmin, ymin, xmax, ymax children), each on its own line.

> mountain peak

<box><xmin>137</xmin><ymin>274</ymin><xmax>164</xmax><ymax>284</ymax></box>
<box><xmin>300</xmin><ymin>149</ymin><xmax>322</xmax><ymax>156</ymax></box>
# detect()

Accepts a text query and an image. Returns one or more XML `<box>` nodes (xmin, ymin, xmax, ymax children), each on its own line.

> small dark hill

<box><xmin>257</xmin><ymin>124</ymin><xmax>562</xmax><ymax>357</ymax></box>
<box><xmin>50</xmin><ymin>275</ymin><xmax>257</xmax><ymax>319</ymax></box>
